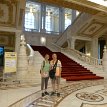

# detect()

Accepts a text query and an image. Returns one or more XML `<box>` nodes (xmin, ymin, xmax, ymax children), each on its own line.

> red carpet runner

<box><xmin>32</xmin><ymin>46</ymin><xmax>104</xmax><ymax>81</ymax></box>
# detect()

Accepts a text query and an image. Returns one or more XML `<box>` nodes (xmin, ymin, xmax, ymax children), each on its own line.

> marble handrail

<box><xmin>26</xmin><ymin>44</ymin><xmax>34</xmax><ymax>65</ymax></box>
<box><xmin>27</xmin><ymin>44</ymin><xmax>34</xmax><ymax>57</ymax></box>
<box><xmin>63</xmin><ymin>48</ymin><xmax>102</xmax><ymax>66</ymax></box>
<box><xmin>49</xmin><ymin>42</ymin><xmax>102</xmax><ymax>66</ymax></box>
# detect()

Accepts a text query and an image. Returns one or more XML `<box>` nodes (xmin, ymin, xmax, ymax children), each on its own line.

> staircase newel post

<box><xmin>17</xmin><ymin>34</ymin><xmax>28</xmax><ymax>82</ymax></box>
<box><xmin>102</xmin><ymin>45</ymin><xmax>107</xmax><ymax>73</ymax></box>
<box><xmin>102</xmin><ymin>45</ymin><xmax>107</xmax><ymax>89</ymax></box>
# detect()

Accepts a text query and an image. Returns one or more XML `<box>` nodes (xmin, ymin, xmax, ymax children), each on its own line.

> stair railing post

<box><xmin>102</xmin><ymin>45</ymin><xmax>107</xmax><ymax>89</ymax></box>
<box><xmin>17</xmin><ymin>34</ymin><xmax>28</xmax><ymax>82</ymax></box>
<box><xmin>102</xmin><ymin>45</ymin><xmax>107</xmax><ymax>73</ymax></box>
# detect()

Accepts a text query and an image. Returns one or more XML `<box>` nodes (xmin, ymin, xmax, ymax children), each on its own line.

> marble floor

<box><xmin>0</xmin><ymin>51</ymin><xmax>107</xmax><ymax>107</ymax></box>
<box><xmin>0</xmin><ymin>85</ymin><xmax>41</xmax><ymax>107</ymax></box>
<box><xmin>29</xmin><ymin>79</ymin><xmax>107</xmax><ymax>107</ymax></box>
<box><xmin>0</xmin><ymin>79</ymin><xmax>107</xmax><ymax>107</ymax></box>
<box><xmin>58</xmin><ymin>83</ymin><xmax>107</xmax><ymax>107</ymax></box>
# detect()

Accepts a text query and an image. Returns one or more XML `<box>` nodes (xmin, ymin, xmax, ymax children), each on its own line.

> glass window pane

<box><xmin>25</xmin><ymin>2</ymin><xmax>41</xmax><ymax>31</ymax></box>
<box><xmin>64</xmin><ymin>8</ymin><xmax>72</xmax><ymax>29</ymax></box>
<box><xmin>25</xmin><ymin>13</ymin><xmax>34</xmax><ymax>29</ymax></box>
<box><xmin>45</xmin><ymin>5</ymin><xmax>59</xmax><ymax>33</ymax></box>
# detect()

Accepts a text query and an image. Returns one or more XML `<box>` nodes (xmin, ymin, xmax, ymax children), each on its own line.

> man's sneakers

<box><xmin>45</xmin><ymin>91</ymin><xmax>49</xmax><ymax>95</ymax></box>
<box><xmin>42</xmin><ymin>91</ymin><xmax>49</xmax><ymax>97</ymax></box>
<box><xmin>50</xmin><ymin>91</ymin><xmax>55</xmax><ymax>96</ymax></box>
<box><xmin>42</xmin><ymin>92</ymin><xmax>45</xmax><ymax>97</ymax></box>
<box><xmin>57</xmin><ymin>93</ymin><xmax>60</xmax><ymax>97</ymax></box>
<box><xmin>42</xmin><ymin>91</ymin><xmax>60</xmax><ymax>97</ymax></box>
<box><xmin>51</xmin><ymin>92</ymin><xmax>60</xmax><ymax>97</ymax></box>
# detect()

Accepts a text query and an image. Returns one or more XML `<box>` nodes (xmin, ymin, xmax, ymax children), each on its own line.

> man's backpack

<box><xmin>40</xmin><ymin>61</ymin><xmax>45</xmax><ymax>74</ymax></box>
<box><xmin>49</xmin><ymin>60</ymin><xmax>58</xmax><ymax>79</ymax></box>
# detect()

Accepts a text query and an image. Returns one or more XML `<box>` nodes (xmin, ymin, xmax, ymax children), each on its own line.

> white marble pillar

<box><xmin>85</xmin><ymin>41</ymin><xmax>91</xmax><ymax>56</ymax></box>
<box><xmin>67</xmin><ymin>38</ymin><xmax>76</xmax><ymax>49</ymax></box>
<box><xmin>102</xmin><ymin>46</ymin><xmax>107</xmax><ymax>72</ymax></box>
<box><xmin>17</xmin><ymin>34</ymin><xmax>28</xmax><ymax>81</ymax></box>
<box><xmin>91</xmin><ymin>38</ymin><xmax>98</xmax><ymax>58</ymax></box>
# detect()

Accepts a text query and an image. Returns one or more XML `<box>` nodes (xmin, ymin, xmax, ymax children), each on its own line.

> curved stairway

<box><xmin>32</xmin><ymin>46</ymin><xmax>104</xmax><ymax>81</ymax></box>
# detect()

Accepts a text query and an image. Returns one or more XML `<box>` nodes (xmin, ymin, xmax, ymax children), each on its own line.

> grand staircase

<box><xmin>32</xmin><ymin>46</ymin><xmax>104</xmax><ymax>81</ymax></box>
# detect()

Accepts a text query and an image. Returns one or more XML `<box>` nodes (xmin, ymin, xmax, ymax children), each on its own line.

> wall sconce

<box><xmin>40</xmin><ymin>37</ymin><xmax>46</xmax><ymax>45</ymax></box>
<box><xmin>86</xmin><ymin>53</ymin><xmax>91</xmax><ymax>56</ymax></box>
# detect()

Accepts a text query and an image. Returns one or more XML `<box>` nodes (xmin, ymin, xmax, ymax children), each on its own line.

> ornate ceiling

<box><xmin>78</xmin><ymin>20</ymin><xmax>106</xmax><ymax>37</ymax></box>
<box><xmin>0</xmin><ymin>0</ymin><xmax>18</xmax><ymax>27</ymax></box>
<box><xmin>34</xmin><ymin>0</ymin><xmax>107</xmax><ymax>15</ymax></box>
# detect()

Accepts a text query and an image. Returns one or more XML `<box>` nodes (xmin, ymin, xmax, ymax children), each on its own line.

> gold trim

<box><xmin>78</xmin><ymin>20</ymin><xmax>105</xmax><ymax>37</ymax></box>
<box><xmin>0</xmin><ymin>0</ymin><xmax>17</xmax><ymax>27</ymax></box>
<box><xmin>36</xmin><ymin>0</ymin><xmax>107</xmax><ymax>14</ymax></box>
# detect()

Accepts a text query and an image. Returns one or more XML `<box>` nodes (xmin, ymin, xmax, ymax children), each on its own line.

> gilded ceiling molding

<box><xmin>36</xmin><ymin>0</ymin><xmax>107</xmax><ymax>15</ymax></box>
<box><xmin>0</xmin><ymin>0</ymin><xmax>17</xmax><ymax>27</ymax></box>
<box><xmin>77</xmin><ymin>20</ymin><xmax>106</xmax><ymax>37</ymax></box>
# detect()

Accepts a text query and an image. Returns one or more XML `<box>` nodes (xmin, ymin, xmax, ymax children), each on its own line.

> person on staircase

<box><xmin>50</xmin><ymin>53</ymin><xmax>62</xmax><ymax>97</ymax></box>
<box><xmin>40</xmin><ymin>54</ymin><xmax>50</xmax><ymax>97</ymax></box>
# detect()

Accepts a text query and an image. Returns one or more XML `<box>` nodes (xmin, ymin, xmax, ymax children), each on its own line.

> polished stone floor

<box><xmin>0</xmin><ymin>80</ymin><xmax>107</xmax><ymax>107</ymax></box>
<box><xmin>0</xmin><ymin>52</ymin><xmax>107</xmax><ymax>107</ymax></box>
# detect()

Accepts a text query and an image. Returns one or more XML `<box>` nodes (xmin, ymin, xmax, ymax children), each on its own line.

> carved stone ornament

<box><xmin>0</xmin><ymin>0</ymin><xmax>17</xmax><ymax>27</ymax></box>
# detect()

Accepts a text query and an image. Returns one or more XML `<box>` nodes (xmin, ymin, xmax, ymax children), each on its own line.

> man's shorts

<box><xmin>51</xmin><ymin>76</ymin><xmax>60</xmax><ymax>84</ymax></box>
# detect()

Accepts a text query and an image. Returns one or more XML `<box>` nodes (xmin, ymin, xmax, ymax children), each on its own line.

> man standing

<box><xmin>50</xmin><ymin>53</ymin><xmax>62</xmax><ymax>97</ymax></box>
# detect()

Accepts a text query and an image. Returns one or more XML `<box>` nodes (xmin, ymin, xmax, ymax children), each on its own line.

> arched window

<box><xmin>25</xmin><ymin>12</ymin><xmax>34</xmax><ymax>29</ymax></box>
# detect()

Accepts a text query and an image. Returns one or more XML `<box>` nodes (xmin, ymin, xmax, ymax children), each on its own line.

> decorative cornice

<box><xmin>35</xmin><ymin>0</ymin><xmax>107</xmax><ymax>14</ymax></box>
<box><xmin>0</xmin><ymin>0</ymin><xmax>17</xmax><ymax>27</ymax></box>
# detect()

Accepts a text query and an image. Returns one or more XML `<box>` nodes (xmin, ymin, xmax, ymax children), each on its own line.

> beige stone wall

<box><xmin>0</xmin><ymin>31</ymin><xmax>15</xmax><ymax>51</ymax></box>
<box><xmin>0</xmin><ymin>0</ymin><xmax>26</xmax><ymax>52</ymax></box>
<box><xmin>0</xmin><ymin>0</ymin><xmax>25</xmax><ymax>28</ymax></box>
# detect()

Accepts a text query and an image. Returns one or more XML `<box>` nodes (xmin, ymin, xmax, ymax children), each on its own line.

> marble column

<box><xmin>85</xmin><ymin>41</ymin><xmax>91</xmax><ymax>56</ymax></box>
<box><xmin>67</xmin><ymin>38</ymin><xmax>76</xmax><ymax>49</ymax></box>
<box><xmin>91</xmin><ymin>38</ymin><xmax>98</xmax><ymax>58</ymax></box>
<box><xmin>17</xmin><ymin>34</ymin><xmax>28</xmax><ymax>81</ymax></box>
